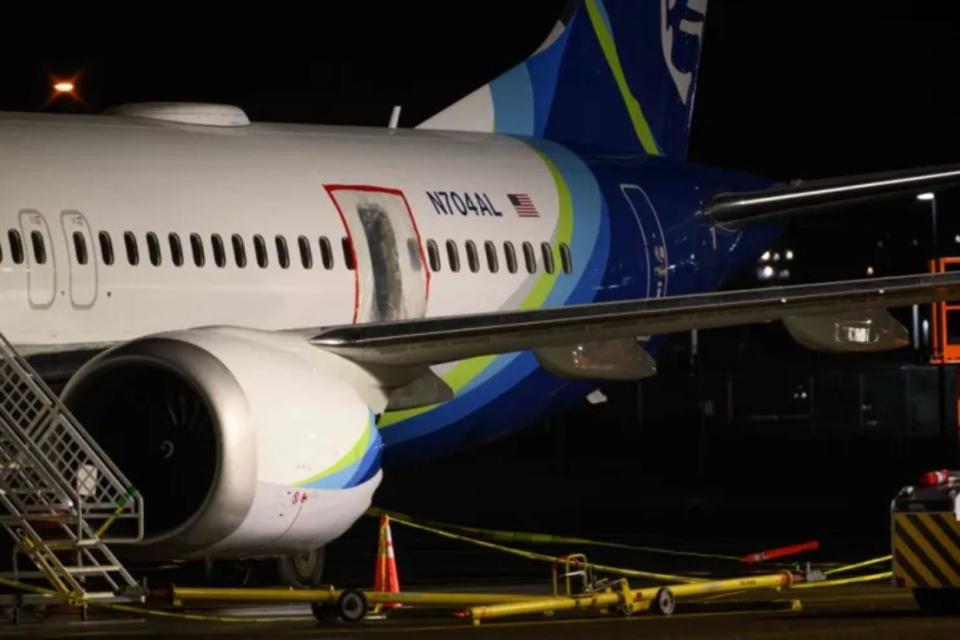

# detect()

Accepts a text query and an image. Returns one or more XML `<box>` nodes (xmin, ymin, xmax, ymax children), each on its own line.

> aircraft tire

<box><xmin>277</xmin><ymin>548</ymin><xmax>326</xmax><ymax>588</ymax></box>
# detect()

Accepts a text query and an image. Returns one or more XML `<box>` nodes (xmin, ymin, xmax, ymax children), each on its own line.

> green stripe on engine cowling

<box><xmin>379</xmin><ymin>149</ymin><xmax>574</xmax><ymax>428</ymax></box>
<box><xmin>295</xmin><ymin>415</ymin><xmax>373</xmax><ymax>486</ymax></box>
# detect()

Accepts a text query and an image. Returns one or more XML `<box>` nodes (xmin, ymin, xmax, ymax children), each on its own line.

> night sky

<box><xmin>5</xmin><ymin>3</ymin><xmax>959</xmax><ymax>179</ymax></box>
<box><xmin>4</xmin><ymin>2</ymin><xmax>960</xmax><ymax>277</ymax></box>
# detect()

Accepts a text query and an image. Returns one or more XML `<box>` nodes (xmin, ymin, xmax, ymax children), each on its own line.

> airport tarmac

<box><xmin>2</xmin><ymin>584</ymin><xmax>960</xmax><ymax>639</ymax></box>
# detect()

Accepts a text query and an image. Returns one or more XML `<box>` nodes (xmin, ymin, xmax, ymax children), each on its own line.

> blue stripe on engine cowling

<box><xmin>303</xmin><ymin>424</ymin><xmax>383</xmax><ymax>490</ymax></box>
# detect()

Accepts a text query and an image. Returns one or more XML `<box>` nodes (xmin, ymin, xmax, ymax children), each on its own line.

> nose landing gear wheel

<box><xmin>277</xmin><ymin>548</ymin><xmax>326</xmax><ymax>588</ymax></box>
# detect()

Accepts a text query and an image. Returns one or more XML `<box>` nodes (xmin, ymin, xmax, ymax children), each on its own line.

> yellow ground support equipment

<box><xmin>172</xmin><ymin>554</ymin><xmax>797</xmax><ymax>626</ymax></box>
<box><xmin>892</xmin><ymin>469</ymin><xmax>960</xmax><ymax>614</ymax></box>
<box><xmin>468</xmin><ymin>570</ymin><xmax>795</xmax><ymax>624</ymax></box>
<box><xmin>171</xmin><ymin>585</ymin><xmax>549</xmax><ymax>623</ymax></box>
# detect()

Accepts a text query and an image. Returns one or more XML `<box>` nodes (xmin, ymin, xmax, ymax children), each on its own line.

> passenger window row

<box><xmin>0</xmin><ymin>229</ymin><xmax>357</xmax><ymax>273</ymax></box>
<box><xmin>0</xmin><ymin>229</ymin><xmax>47</xmax><ymax>266</ymax></box>
<box><xmin>424</xmin><ymin>239</ymin><xmax>572</xmax><ymax>276</ymax></box>
<box><xmin>0</xmin><ymin>229</ymin><xmax>569</xmax><ymax>279</ymax></box>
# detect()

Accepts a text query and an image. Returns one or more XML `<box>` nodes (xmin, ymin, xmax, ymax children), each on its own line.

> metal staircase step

<box><xmin>19</xmin><ymin>502</ymin><xmax>76</xmax><ymax>511</ymax></box>
<box><xmin>42</xmin><ymin>538</ymin><xmax>101</xmax><ymax>550</ymax></box>
<box><xmin>59</xmin><ymin>565</ymin><xmax>122</xmax><ymax>575</ymax></box>
<box><xmin>82</xmin><ymin>591</ymin><xmax>123</xmax><ymax>600</ymax></box>
<box><xmin>2</xmin><ymin>513</ymin><xmax>79</xmax><ymax>523</ymax></box>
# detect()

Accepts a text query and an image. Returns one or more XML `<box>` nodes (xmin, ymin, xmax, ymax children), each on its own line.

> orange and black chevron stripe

<box><xmin>893</xmin><ymin>512</ymin><xmax>960</xmax><ymax>588</ymax></box>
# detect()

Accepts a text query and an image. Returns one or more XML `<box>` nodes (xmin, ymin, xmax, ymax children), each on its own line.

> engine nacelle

<box><xmin>62</xmin><ymin>327</ymin><xmax>383</xmax><ymax>560</ymax></box>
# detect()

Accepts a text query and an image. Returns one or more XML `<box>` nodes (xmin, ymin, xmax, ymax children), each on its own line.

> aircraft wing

<box><xmin>704</xmin><ymin>164</ymin><xmax>960</xmax><ymax>228</ymax></box>
<box><xmin>310</xmin><ymin>271</ymin><xmax>960</xmax><ymax>368</ymax></box>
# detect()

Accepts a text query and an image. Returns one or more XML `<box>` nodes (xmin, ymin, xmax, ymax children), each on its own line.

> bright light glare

<box><xmin>866</xmin><ymin>266</ymin><xmax>875</xmax><ymax>276</ymax></box>
<box><xmin>916</xmin><ymin>192</ymin><xmax>936</xmax><ymax>201</ymax></box>
<box><xmin>785</xmin><ymin>249</ymin><xmax>794</xmax><ymax>261</ymax></box>
<box><xmin>759</xmin><ymin>265</ymin><xmax>775</xmax><ymax>280</ymax></box>
<box><xmin>760</xmin><ymin>251</ymin><xmax>771</xmax><ymax>262</ymax></box>
<box><xmin>53</xmin><ymin>81</ymin><xmax>75</xmax><ymax>93</ymax></box>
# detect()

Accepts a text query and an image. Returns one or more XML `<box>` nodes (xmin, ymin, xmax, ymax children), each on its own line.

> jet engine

<box><xmin>62</xmin><ymin>327</ymin><xmax>383</xmax><ymax>561</ymax></box>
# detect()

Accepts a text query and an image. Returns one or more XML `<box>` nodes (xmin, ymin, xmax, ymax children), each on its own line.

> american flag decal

<box><xmin>508</xmin><ymin>193</ymin><xmax>539</xmax><ymax>218</ymax></box>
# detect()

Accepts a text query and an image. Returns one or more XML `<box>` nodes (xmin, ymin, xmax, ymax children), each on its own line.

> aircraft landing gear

<box><xmin>277</xmin><ymin>548</ymin><xmax>326</xmax><ymax>588</ymax></box>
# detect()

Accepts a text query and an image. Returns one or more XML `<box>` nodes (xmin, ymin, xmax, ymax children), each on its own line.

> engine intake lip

<box><xmin>62</xmin><ymin>337</ymin><xmax>257</xmax><ymax>558</ymax></box>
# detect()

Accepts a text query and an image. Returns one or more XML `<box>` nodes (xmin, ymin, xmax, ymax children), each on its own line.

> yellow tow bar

<box><xmin>172</xmin><ymin>585</ymin><xmax>545</xmax><ymax>608</ymax></box>
<box><xmin>468</xmin><ymin>571</ymin><xmax>796</xmax><ymax>624</ymax></box>
<box><xmin>172</xmin><ymin>571</ymin><xmax>796</xmax><ymax>625</ymax></box>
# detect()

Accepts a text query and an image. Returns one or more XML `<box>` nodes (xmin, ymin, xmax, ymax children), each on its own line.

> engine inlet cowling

<box><xmin>62</xmin><ymin>328</ymin><xmax>382</xmax><ymax>559</ymax></box>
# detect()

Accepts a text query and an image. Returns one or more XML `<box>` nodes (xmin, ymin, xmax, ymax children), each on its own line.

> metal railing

<box><xmin>0</xmin><ymin>333</ymin><xmax>142</xmax><ymax>598</ymax></box>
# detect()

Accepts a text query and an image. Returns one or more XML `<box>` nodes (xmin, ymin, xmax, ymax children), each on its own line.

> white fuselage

<box><xmin>0</xmin><ymin>111</ymin><xmax>588</xmax><ymax>557</ymax></box>
<box><xmin>0</xmin><ymin>111</ymin><xmax>568</xmax><ymax>351</ymax></box>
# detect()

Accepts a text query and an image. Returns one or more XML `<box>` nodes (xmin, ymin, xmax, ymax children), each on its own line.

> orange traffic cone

<box><xmin>373</xmin><ymin>514</ymin><xmax>401</xmax><ymax>610</ymax></box>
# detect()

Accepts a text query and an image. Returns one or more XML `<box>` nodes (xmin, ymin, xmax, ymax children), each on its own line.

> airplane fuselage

<box><xmin>0</xmin><ymin>111</ymin><xmax>776</xmax><ymax>464</ymax></box>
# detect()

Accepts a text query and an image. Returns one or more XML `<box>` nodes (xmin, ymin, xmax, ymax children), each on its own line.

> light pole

<box><xmin>917</xmin><ymin>191</ymin><xmax>937</xmax><ymax>255</ymax></box>
<box><xmin>914</xmin><ymin>192</ymin><xmax>937</xmax><ymax>352</ymax></box>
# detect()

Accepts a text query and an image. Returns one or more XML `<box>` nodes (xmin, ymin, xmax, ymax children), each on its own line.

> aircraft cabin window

<box><xmin>124</xmin><ymin>231</ymin><xmax>139</xmax><ymax>266</ymax></box>
<box><xmin>426</xmin><ymin>239</ymin><xmax>440</xmax><ymax>272</ymax></box>
<box><xmin>254</xmin><ymin>234</ymin><xmax>268</xmax><ymax>268</ymax></box>
<box><xmin>169</xmin><ymin>233</ymin><xmax>184</xmax><ymax>267</ymax></box>
<box><xmin>465</xmin><ymin>240</ymin><xmax>480</xmax><ymax>273</ymax></box>
<box><xmin>341</xmin><ymin>237</ymin><xmax>355</xmax><ymax>270</ymax></box>
<box><xmin>445</xmin><ymin>240</ymin><xmax>460</xmax><ymax>273</ymax></box>
<box><xmin>484</xmin><ymin>241</ymin><xmax>499</xmax><ymax>274</ymax></box>
<box><xmin>191</xmin><ymin>233</ymin><xmax>205</xmax><ymax>267</ymax></box>
<box><xmin>559</xmin><ymin>242</ymin><xmax>573</xmax><ymax>274</ymax></box>
<box><xmin>522</xmin><ymin>241</ymin><xmax>536</xmax><ymax>274</ymax></box>
<box><xmin>298</xmin><ymin>235</ymin><xmax>313</xmax><ymax>269</ymax></box>
<box><xmin>7</xmin><ymin>230</ymin><xmax>23</xmax><ymax>265</ymax></box>
<box><xmin>503</xmin><ymin>241</ymin><xmax>518</xmax><ymax>274</ymax></box>
<box><xmin>211</xmin><ymin>234</ymin><xmax>226</xmax><ymax>268</ymax></box>
<box><xmin>72</xmin><ymin>232</ymin><xmax>88</xmax><ymax>265</ymax></box>
<box><xmin>541</xmin><ymin>242</ymin><xmax>555</xmax><ymax>274</ymax></box>
<box><xmin>30</xmin><ymin>231</ymin><xmax>47</xmax><ymax>265</ymax></box>
<box><xmin>99</xmin><ymin>231</ymin><xmax>114</xmax><ymax>266</ymax></box>
<box><xmin>275</xmin><ymin>235</ymin><xmax>290</xmax><ymax>269</ymax></box>
<box><xmin>146</xmin><ymin>232</ymin><xmax>161</xmax><ymax>266</ymax></box>
<box><xmin>319</xmin><ymin>236</ymin><xmax>334</xmax><ymax>270</ymax></box>
<box><xmin>231</xmin><ymin>234</ymin><xmax>247</xmax><ymax>268</ymax></box>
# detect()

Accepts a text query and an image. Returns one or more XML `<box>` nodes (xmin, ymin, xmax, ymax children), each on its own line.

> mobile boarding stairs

<box><xmin>0</xmin><ymin>333</ymin><xmax>143</xmax><ymax>606</ymax></box>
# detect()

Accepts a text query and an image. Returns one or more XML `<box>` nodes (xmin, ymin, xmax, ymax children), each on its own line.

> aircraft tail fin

<box><xmin>417</xmin><ymin>0</ymin><xmax>708</xmax><ymax>158</ymax></box>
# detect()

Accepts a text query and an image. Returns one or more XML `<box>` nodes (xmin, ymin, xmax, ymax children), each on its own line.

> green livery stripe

<box><xmin>379</xmin><ymin>150</ymin><xmax>574</xmax><ymax>429</ymax></box>
<box><xmin>295</xmin><ymin>418</ymin><xmax>372</xmax><ymax>486</ymax></box>
<box><xmin>378</xmin><ymin>355</ymin><xmax>496</xmax><ymax>427</ymax></box>
<box><xmin>520</xmin><ymin>150</ymin><xmax>573</xmax><ymax>308</ymax></box>
<box><xmin>584</xmin><ymin>0</ymin><xmax>661</xmax><ymax>156</ymax></box>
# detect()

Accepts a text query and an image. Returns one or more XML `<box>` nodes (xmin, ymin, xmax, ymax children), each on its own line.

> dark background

<box><xmin>9</xmin><ymin>3</ymin><xmax>960</xmax><ymax>277</ymax></box>
<box><xmin>5</xmin><ymin>2</ymin><xmax>959</xmax><ymax>176</ymax></box>
<box><xmin>7</xmin><ymin>2</ymin><xmax>960</xmax><ymax>577</ymax></box>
